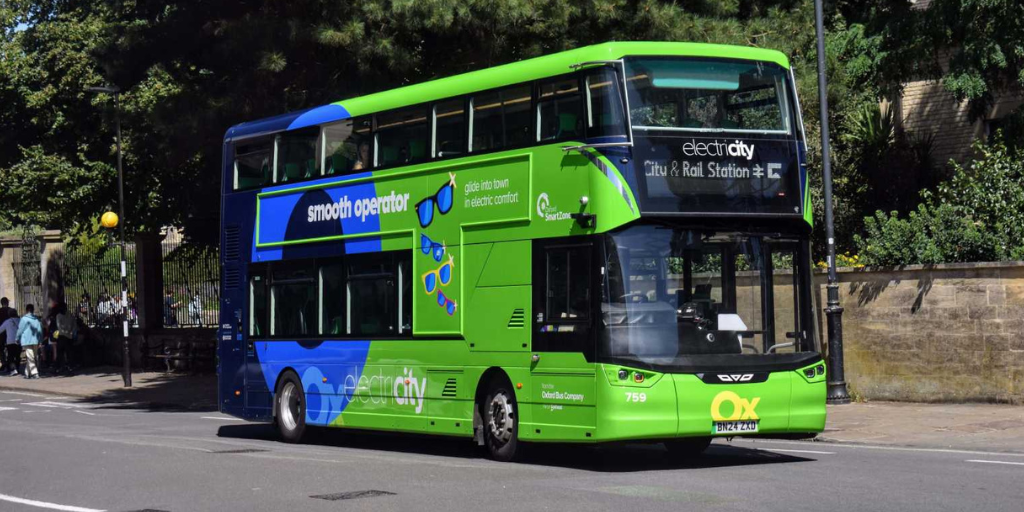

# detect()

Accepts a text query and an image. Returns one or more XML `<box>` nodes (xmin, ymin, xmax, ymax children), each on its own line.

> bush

<box><xmin>855</xmin><ymin>136</ymin><xmax>1024</xmax><ymax>265</ymax></box>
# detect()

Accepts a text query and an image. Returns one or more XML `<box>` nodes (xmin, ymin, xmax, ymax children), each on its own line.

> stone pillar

<box><xmin>0</xmin><ymin>236</ymin><xmax>20</xmax><ymax>306</ymax></box>
<box><xmin>135</xmin><ymin>232</ymin><xmax>164</xmax><ymax>332</ymax></box>
<box><xmin>38</xmin><ymin>230</ymin><xmax>64</xmax><ymax>315</ymax></box>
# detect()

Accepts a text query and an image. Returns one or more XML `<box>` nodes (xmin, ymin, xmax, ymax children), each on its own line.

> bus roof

<box><xmin>225</xmin><ymin>41</ymin><xmax>790</xmax><ymax>141</ymax></box>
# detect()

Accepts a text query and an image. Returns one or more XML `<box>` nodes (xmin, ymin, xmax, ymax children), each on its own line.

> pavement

<box><xmin>2</xmin><ymin>389</ymin><xmax>1024</xmax><ymax>512</ymax></box>
<box><xmin>0</xmin><ymin>366</ymin><xmax>216</xmax><ymax>411</ymax></box>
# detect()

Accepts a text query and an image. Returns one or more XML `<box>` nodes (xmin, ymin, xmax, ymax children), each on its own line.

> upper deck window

<box><xmin>471</xmin><ymin>85</ymin><xmax>531</xmax><ymax>152</ymax></box>
<box><xmin>537</xmin><ymin>78</ymin><xmax>583</xmax><ymax>142</ymax></box>
<box><xmin>377</xmin><ymin>106</ymin><xmax>429</xmax><ymax>168</ymax></box>
<box><xmin>276</xmin><ymin>127</ymin><xmax>321</xmax><ymax>183</ymax></box>
<box><xmin>625</xmin><ymin>58</ymin><xmax>791</xmax><ymax>135</ymax></box>
<box><xmin>233</xmin><ymin>139</ymin><xmax>273</xmax><ymax>190</ymax></box>
<box><xmin>324</xmin><ymin>117</ymin><xmax>372</xmax><ymax>175</ymax></box>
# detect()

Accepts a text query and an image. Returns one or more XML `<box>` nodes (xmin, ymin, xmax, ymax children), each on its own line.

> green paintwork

<box><xmin>335</xmin><ymin>42</ymin><xmax>789</xmax><ymax>118</ymax></box>
<box><xmin>246</xmin><ymin>41</ymin><xmax>823</xmax><ymax>443</ymax></box>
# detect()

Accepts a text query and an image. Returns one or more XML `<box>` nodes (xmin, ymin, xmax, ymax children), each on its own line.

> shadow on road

<box><xmin>216</xmin><ymin>423</ymin><xmax>815</xmax><ymax>472</ymax></box>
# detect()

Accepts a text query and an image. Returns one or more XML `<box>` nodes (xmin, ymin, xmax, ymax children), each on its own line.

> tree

<box><xmin>856</xmin><ymin>136</ymin><xmax>1024</xmax><ymax>265</ymax></box>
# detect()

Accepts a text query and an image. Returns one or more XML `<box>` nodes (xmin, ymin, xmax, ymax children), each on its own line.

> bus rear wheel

<box><xmin>665</xmin><ymin>436</ymin><xmax>712</xmax><ymax>457</ymax></box>
<box><xmin>275</xmin><ymin>372</ymin><xmax>307</xmax><ymax>443</ymax></box>
<box><xmin>482</xmin><ymin>379</ymin><xmax>522</xmax><ymax>462</ymax></box>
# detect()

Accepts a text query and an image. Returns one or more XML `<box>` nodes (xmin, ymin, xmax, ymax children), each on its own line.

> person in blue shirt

<box><xmin>15</xmin><ymin>304</ymin><xmax>43</xmax><ymax>379</ymax></box>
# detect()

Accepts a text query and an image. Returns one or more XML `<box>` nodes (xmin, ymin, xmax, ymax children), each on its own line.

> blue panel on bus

<box><xmin>254</xmin><ymin>172</ymin><xmax>388</xmax><ymax>253</ymax></box>
<box><xmin>287</xmin><ymin>104</ymin><xmax>350</xmax><ymax>131</ymax></box>
<box><xmin>256</xmin><ymin>340</ymin><xmax>372</xmax><ymax>426</ymax></box>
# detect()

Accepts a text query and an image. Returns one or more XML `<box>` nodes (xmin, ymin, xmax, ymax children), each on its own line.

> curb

<box><xmin>0</xmin><ymin>382</ymin><xmax>93</xmax><ymax>399</ymax></box>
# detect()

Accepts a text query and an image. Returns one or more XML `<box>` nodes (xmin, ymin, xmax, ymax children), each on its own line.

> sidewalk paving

<box><xmin>3</xmin><ymin>370</ymin><xmax>1023</xmax><ymax>453</ymax></box>
<box><xmin>0</xmin><ymin>367</ymin><xmax>216</xmax><ymax>411</ymax></box>
<box><xmin>820</xmin><ymin>401</ymin><xmax>1024</xmax><ymax>453</ymax></box>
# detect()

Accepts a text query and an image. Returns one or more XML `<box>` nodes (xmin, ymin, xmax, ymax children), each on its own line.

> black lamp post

<box><xmin>87</xmin><ymin>85</ymin><xmax>132</xmax><ymax>388</ymax></box>
<box><xmin>813</xmin><ymin>0</ymin><xmax>850</xmax><ymax>404</ymax></box>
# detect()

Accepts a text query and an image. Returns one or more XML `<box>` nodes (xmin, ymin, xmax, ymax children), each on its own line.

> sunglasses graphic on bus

<box><xmin>437</xmin><ymin>290</ymin><xmax>457</xmax><ymax>316</ymax></box>
<box><xmin>420</xmin><ymin>233</ymin><xmax>446</xmax><ymax>262</ymax></box>
<box><xmin>422</xmin><ymin>254</ymin><xmax>454</xmax><ymax>295</ymax></box>
<box><xmin>415</xmin><ymin>172</ymin><xmax>456</xmax><ymax>228</ymax></box>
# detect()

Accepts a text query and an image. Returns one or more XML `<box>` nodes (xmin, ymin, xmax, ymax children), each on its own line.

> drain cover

<box><xmin>210</xmin><ymin>448</ymin><xmax>269</xmax><ymax>454</ymax></box>
<box><xmin>311</xmin><ymin>490</ymin><xmax>396</xmax><ymax>501</ymax></box>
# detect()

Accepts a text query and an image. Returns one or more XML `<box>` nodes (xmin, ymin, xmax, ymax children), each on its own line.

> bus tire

<box><xmin>665</xmin><ymin>436</ymin><xmax>712</xmax><ymax>457</ymax></box>
<box><xmin>274</xmin><ymin>372</ymin><xmax>307</xmax><ymax>443</ymax></box>
<box><xmin>482</xmin><ymin>378</ymin><xmax>521</xmax><ymax>462</ymax></box>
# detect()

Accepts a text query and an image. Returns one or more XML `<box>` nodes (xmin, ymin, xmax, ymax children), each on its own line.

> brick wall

<box><xmin>824</xmin><ymin>262</ymin><xmax>1024</xmax><ymax>404</ymax></box>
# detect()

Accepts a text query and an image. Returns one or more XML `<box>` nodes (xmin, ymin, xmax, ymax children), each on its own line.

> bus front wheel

<box><xmin>664</xmin><ymin>436</ymin><xmax>712</xmax><ymax>457</ymax></box>
<box><xmin>482</xmin><ymin>379</ymin><xmax>522</xmax><ymax>462</ymax></box>
<box><xmin>275</xmin><ymin>372</ymin><xmax>307</xmax><ymax>443</ymax></box>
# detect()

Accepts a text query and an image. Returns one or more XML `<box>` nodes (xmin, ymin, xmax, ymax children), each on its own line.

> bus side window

<box><xmin>533</xmin><ymin>241</ymin><xmax>593</xmax><ymax>353</ymax></box>
<box><xmin>270</xmin><ymin>263</ymin><xmax>316</xmax><ymax>338</ymax></box>
<box><xmin>233</xmin><ymin>140</ymin><xmax>273</xmax><ymax>190</ymax></box>
<box><xmin>376</xmin><ymin>107</ymin><xmax>429</xmax><ymax>168</ymax></box>
<box><xmin>276</xmin><ymin>127</ymin><xmax>320</xmax><ymax>183</ymax></box>
<box><xmin>323</xmin><ymin>117</ymin><xmax>372</xmax><ymax>175</ymax></box>
<box><xmin>249</xmin><ymin>269</ymin><xmax>267</xmax><ymax>337</ymax></box>
<box><xmin>434</xmin><ymin>99</ymin><xmax>466</xmax><ymax>158</ymax></box>
<box><xmin>319</xmin><ymin>261</ymin><xmax>345</xmax><ymax>335</ymax></box>
<box><xmin>537</xmin><ymin>78</ymin><xmax>582</xmax><ymax>142</ymax></box>
<box><xmin>584</xmin><ymin>68</ymin><xmax>628</xmax><ymax>139</ymax></box>
<box><xmin>471</xmin><ymin>85</ymin><xmax>531</xmax><ymax>152</ymax></box>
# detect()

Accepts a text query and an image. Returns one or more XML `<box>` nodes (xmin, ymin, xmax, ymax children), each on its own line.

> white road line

<box><xmin>24</xmin><ymin>402</ymin><xmax>87</xmax><ymax>409</ymax></box>
<box><xmin>0</xmin><ymin>406</ymin><xmax>17</xmax><ymax>412</ymax></box>
<box><xmin>731</xmin><ymin>439</ymin><xmax>1024</xmax><ymax>458</ymax></box>
<box><xmin>200</xmin><ymin>416</ymin><xmax>244</xmax><ymax>421</ymax></box>
<box><xmin>0</xmin><ymin>391</ymin><xmax>54</xmax><ymax>398</ymax></box>
<box><xmin>765</xmin><ymin>448</ymin><xmax>835</xmax><ymax>455</ymax></box>
<box><xmin>966</xmin><ymin>459</ymin><xmax>1024</xmax><ymax>467</ymax></box>
<box><xmin>0</xmin><ymin>492</ymin><xmax>105</xmax><ymax>512</ymax></box>
<box><xmin>74</xmin><ymin>410</ymin><xmax>97</xmax><ymax>416</ymax></box>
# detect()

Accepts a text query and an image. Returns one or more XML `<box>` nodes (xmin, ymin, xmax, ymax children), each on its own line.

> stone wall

<box><xmin>824</xmin><ymin>262</ymin><xmax>1024</xmax><ymax>404</ymax></box>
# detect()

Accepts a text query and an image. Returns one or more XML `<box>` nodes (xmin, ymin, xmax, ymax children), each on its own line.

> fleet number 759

<box><xmin>625</xmin><ymin>392</ymin><xmax>647</xmax><ymax>403</ymax></box>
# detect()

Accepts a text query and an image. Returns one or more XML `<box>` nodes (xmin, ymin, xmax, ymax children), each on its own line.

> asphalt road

<box><xmin>1</xmin><ymin>390</ymin><xmax>1023</xmax><ymax>512</ymax></box>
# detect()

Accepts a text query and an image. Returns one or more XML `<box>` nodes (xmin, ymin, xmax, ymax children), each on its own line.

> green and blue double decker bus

<box><xmin>218</xmin><ymin>42</ymin><xmax>826</xmax><ymax>461</ymax></box>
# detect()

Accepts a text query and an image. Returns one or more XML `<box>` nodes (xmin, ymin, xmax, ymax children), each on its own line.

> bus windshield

<box><xmin>624</xmin><ymin>57</ymin><xmax>792</xmax><ymax>134</ymax></box>
<box><xmin>599</xmin><ymin>224</ymin><xmax>816</xmax><ymax>368</ymax></box>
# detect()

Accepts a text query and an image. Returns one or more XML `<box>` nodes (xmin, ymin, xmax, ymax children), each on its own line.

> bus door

<box><xmin>529</xmin><ymin>238</ymin><xmax>598</xmax><ymax>434</ymax></box>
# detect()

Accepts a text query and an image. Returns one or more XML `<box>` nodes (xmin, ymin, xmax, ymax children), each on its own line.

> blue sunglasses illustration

<box><xmin>415</xmin><ymin>172</ymin><xmax>456</xmax><ymax>228</ymax></box>
<box><xmin>437</xmin><ymin>290</ymin><xmax>457</xmax><ymax>316</ymax></box>
<box><xmin>420</xmin><ymin>234</ymin><xmax>446</xmax><ymax>262</ymax></box>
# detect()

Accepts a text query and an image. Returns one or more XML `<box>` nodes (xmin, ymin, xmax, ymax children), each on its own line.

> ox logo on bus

<box><xmin>536</xmin><ymin>192</ymin><xmax>569</xmax><ymax>222</ymax></box>
<box><xmin>710</xmin><ymin>391</ymin><xmax>760</xmax><ymax>421</ymax></box>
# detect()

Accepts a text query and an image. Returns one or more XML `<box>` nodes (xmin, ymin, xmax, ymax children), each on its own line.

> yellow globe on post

<box><xmin>100</xmin><ymin>211</ymin><xmax>119</xmax><ymax>229</ymax></box>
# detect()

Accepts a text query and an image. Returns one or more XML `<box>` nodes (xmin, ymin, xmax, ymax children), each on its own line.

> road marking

<box><xmin>0</xmin><ymin>391</ymin><xmax>55</xmax><ymax>398</ymax></box>
<box><xmin>731</xmin><ymin>439</ymin><xmax>1024</xmax><ymax>458</ymax></box>
<box><xmin>24</xmin><ymin>401</ymin><xmax>87</xmax><ymax>409</ymax></box>
<box><xmin>0</xmin><ymin>406</ymin><xmax>17</xmax><ymax>412</ymax></box>
<box><xmin>74</xmin><ymin>410</ymin><xmax>97</xmax><ymax>416</ymax></box>
<box><xmin>200</xmin><ymin>416</ymin><xmax>244</xmax><ymax>421</ymax></box>
<box><xmin>765</xmin><ymin>448</ymin><xmax>835</xmax><ymax>455</ymax></box>
<box><xmin>0</xmin><ymin>492</ymin><xmax>105</xmax><ymax>512</ymax></box>
<box><xmin>966</xmin><ymin>459</ymin><xmax>1024</xmax><ymax>467</ymax></box>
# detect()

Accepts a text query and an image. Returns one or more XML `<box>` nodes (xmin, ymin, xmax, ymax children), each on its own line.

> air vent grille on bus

<box><xmin>442</xmin><ymin>378</ymin><xmax>458</xmax><ymax>398</ymax></box>
<box><xmin>223</xmin><ymin>225</ymin><xmax>241</xmax><ymax>261</ymax></box>
<box><xmin>507</xmin><ymin>308</ymin><xmax>525</xmax><ymax>329</ymax></box>
<box><xmin>223</xmin><ymin>267</ymin><xmax>240</xmax><ymax>290</ymax></box>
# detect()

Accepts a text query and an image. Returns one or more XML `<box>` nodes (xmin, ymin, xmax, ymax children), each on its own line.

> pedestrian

<box><xmin>78</xmin><ymin>292</ymin><xmax>92</xmax><ymax>326</ymax></box>
<box><xmin>16</xmin><ymin>304</ymin><xmax>43</xmax><ymax>379</ymax></box>
<box><xmin>96</xmin><ymin>293</ymin><xmax>110</xmax><ymax>325</ymax></box>
<box><xmin>188</xmin><ymin>289</ymin><xmax>203</xmax><ymax>326</ymax></box>
<box><xmin>1</xmin><ymin>311</ymin><xmax>19</xmax><ymax>376</ymax></box>
<box><xmin>44</xmin><ymin>297</ymin><xmax>60</xmax><ymax>370</ymax></box>
<box><xmin>0</xmin><ymin>297</ymin><xmax>15</xmax><ymax>370</ymax></box>
<box><xmin>163</xmin><ymin>290</ymin><xmax>180</xmax><ymax>327</ymax></box>
<box><xmin>54</xmin><ymin>300</ymin><xmax>76</xmax><ymax>373</ymax></box>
